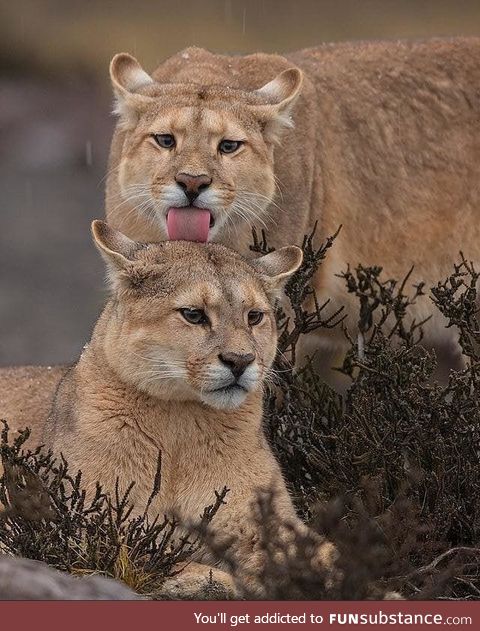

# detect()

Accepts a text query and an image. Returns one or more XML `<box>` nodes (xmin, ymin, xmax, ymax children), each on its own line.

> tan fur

<box><xmin>41</xmin><ymin>222</ymin><xmax>330</xmax><ymax>597</ymax></box>
<box><xmin>0</xmin><ymin>366</ymin><xmax>67</xmax><ymax>448</ymax></box>
<box><xmin>106</xmin><ymin>38</ymin><xmax>480</xmax><ymax>351</ymax></box>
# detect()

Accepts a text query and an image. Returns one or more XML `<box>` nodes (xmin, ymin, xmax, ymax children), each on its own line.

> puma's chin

<box><xmin>200</xmin><ymin>384</ymin><xmax>249</xmax><ymax>410</ymax></box>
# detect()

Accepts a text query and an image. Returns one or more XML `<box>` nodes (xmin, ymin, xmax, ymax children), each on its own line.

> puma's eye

<box><xmin>179</xmin><ymin>308</ymin><xmax>208</xmax><ymax>325</ymax></box>
<box><xmin>219</xmin><ymin>139</ymin><xmax>242</xmax><ymax>154</ymax></box>
<box><xmin>153</xmin><ymin>133</ymin><xmax>176</xmax><ymax>149</ymax></box>
<box><xmin>248</xmin><ymin>310</ymin><xmax>264</xmax><ymax>326</ymax></box>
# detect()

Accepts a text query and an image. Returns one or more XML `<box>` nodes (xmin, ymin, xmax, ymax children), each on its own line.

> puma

<box><xmin>41</xmin><ymin>221</ymin><xmax>333</xmax><ymax>597</ymax></box>
<box><xmin>106</xmin><ymin>38</ymin><xmax>480</xmax><ymax>352</ymax></box>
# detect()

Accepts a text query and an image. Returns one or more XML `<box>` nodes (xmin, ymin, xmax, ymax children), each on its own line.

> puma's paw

<box><xmin>159</xmin><ymin>561</ymin><xmax>236</xmax><ymax>600</ymax></box>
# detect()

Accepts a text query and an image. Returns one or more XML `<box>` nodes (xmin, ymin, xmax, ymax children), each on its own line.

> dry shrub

<box><xmin>0</xmin><ymin>429</ymin><xmax>227</xmax><ymax>597</ymax></box>
<box><xmin>259</xmin><ymin>232</ymin><xmax>480</xmax><ymax>600</ymax></box>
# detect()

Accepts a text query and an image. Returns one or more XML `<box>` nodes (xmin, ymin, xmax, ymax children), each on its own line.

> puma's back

<box><xmin>0</xmin><ymin>365</ymin><xmax>67</xmax><ymax>447</ymax></box>
<box><xmin>290</xmin><ymin>38</ymin><xmax>480</xmax><ymax>290</ymax></box>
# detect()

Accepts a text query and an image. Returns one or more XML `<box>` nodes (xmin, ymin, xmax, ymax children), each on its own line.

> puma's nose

<box><xmin>175</xmin><ymin>172</ymin><xmax>212</xmax><ymax>203</ymax></box>
<box><xmin>219</xmin><ymin>352</ymin><xmax>255</xmax><ymax>380</ymax></box>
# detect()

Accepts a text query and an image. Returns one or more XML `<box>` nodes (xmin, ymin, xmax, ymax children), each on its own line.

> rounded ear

<box><xmin>109</xmin><ymin>53</ymin><xmax>155</xmax><ymax>127</ymax></box>
<box><xmin>255</xmin><ymin>68</ymin><xmax>303</xmax><ymax>107</ymax></box>
<box><xmin>253</xmin><ymin>68</ymin><xmax>303</xmax><ymax>143</ymax></box>
<box><xmin>92</xmin><ymin>220</ymin><xmax>139</xmax><ymax>288</ymax></box>
<box><xmin>252</xmin><ymin>245</ymin><xmax>303</xmax><ymax>289</ymax></box>
<box><xmin>110</xmin><ymin>53</ymin><xmax>154</xmax><ymax>95</ymax></box>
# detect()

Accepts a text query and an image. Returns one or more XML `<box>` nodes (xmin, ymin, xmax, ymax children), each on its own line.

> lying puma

<box><xmin>106</xmin><ymin>38</ymin><xmax>480</xmax><ymax>351</ymax></box>
<box><xmin>41</xmin><ymin>221</ymin><xmax>332</xmax><ymax>597</ymax></box>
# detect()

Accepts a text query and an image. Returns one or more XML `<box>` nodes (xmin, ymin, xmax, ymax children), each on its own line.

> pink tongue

<box><xmin>167</xmin><ymin>207</ymin><xmax>211</xmax><ymax>242</ymax></box>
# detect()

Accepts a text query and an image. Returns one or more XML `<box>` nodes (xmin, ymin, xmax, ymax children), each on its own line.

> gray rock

<box><xmin>0</xmin><ymin>555</ymin><xmax>141</xmax><ymax>600</ymax></box>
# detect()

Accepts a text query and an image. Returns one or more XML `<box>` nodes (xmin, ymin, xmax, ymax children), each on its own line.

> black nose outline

<box><xmin>175</xmin><ymin>173</ymin><xmax>212</xmax><ymax>204</ymax></box>
<box><xmin>219</xmin><ymin>352</ymin><xmax>255</xmax><ymax>380</ymax></box>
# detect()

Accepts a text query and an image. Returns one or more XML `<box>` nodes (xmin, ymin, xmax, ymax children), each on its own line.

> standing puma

<box><xmin>106</xmin><ymin>38</ymin><xmax>480</xmax><ymax>350</ymax></box>
<box><xmin>42</xmin><ymin>221</ymin><xmax>331</xmax><ymax>597</ymax></box>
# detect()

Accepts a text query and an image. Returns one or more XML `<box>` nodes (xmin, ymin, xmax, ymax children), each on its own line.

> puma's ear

<box><xmin>255</xmin><ymin>68</ymin><xmax>303</xmax><ymax>106</ymax></box>
<box><xmin>252</xmin><ymin>245</ymin><xmax>303</xmax><ymax>295</ymax></box>
<box><xmin>110</xmin><ymin>53</ymin><xmax>154</xmax><ymax>94</ymax></box>
<box><xmin>92</xmin><ymin>220</ymin><xmax>139</xmax><ymax>290</ymax></box>
<box><xmin>109</xmin><ymin>53</ymin><xmax>155</xmax><ymax>128</ymax></box>
<box><xmin>254</xmin><ymin>68</ymin><xmax>303</xmax><ymax>143</ymax></box>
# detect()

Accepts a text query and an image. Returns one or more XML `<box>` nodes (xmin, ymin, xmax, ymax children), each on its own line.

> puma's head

<box><xmin>107</xmin><ymin>53</ymin><xmax>302</xmax><ymax>243</ymax></box>
<box><xmin>92</xmin><ymin>221</ymin><xmax>302</xmax><ymax>409</ymax></box>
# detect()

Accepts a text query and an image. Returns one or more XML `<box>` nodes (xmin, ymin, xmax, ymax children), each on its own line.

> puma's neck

<box><xmin>76</xmin><ymin>321</ymin><xmax>265</xmax><ymax>448</ymax></box>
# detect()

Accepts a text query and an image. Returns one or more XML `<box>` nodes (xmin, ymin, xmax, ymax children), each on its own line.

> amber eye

<box><xmin>248</xmin><ymin>310</ymin><xmax>264</xmax><ymax>326</ymax></box>
<box><xmin>179</xmin><ymin>308</ymin><xmax>209</xmax><ymax>325</ymax></box>
<box><xmin>153</xmin><ymin>133</ymin><xmax>176</xmax><ymax>149</ymax></box>
<box><xmin>219</xmin><ymin>139</ymin><xmax>242</xmax><ymax>154</ymax></box>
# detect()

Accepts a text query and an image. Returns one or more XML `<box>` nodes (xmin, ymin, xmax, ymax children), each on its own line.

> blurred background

<box><xmin>1</xmin><ymin>0</ymin><xmax>480</xmax><ymax>366</ymax></box>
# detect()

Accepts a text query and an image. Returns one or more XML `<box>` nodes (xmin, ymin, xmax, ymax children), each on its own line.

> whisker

<box><xmin>230</xmin><ymin>200</ymin><xmax>270</xmax><ymax>231</ymax></box>
<box><xmin>98</xmin><ymin>163</ymin><xmax>122</xmax><ymax>189</ymax></box>
<box><xmin>237</xmin><ymin>189</ymin><xmax>284</xmax><ymax>215</ymax></box>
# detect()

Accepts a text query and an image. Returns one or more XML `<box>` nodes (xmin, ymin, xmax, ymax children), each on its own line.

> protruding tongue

<box><xmin>167</xmin><ymin>207</ymin><xmax>211</xmax><ymax>242</ymax></box>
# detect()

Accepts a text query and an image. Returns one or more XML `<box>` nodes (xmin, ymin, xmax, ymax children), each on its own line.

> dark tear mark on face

<box><xmin>197</xmin><ymin>89</ymin><xmax>207</xmax><ymax>101</ymax></box>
